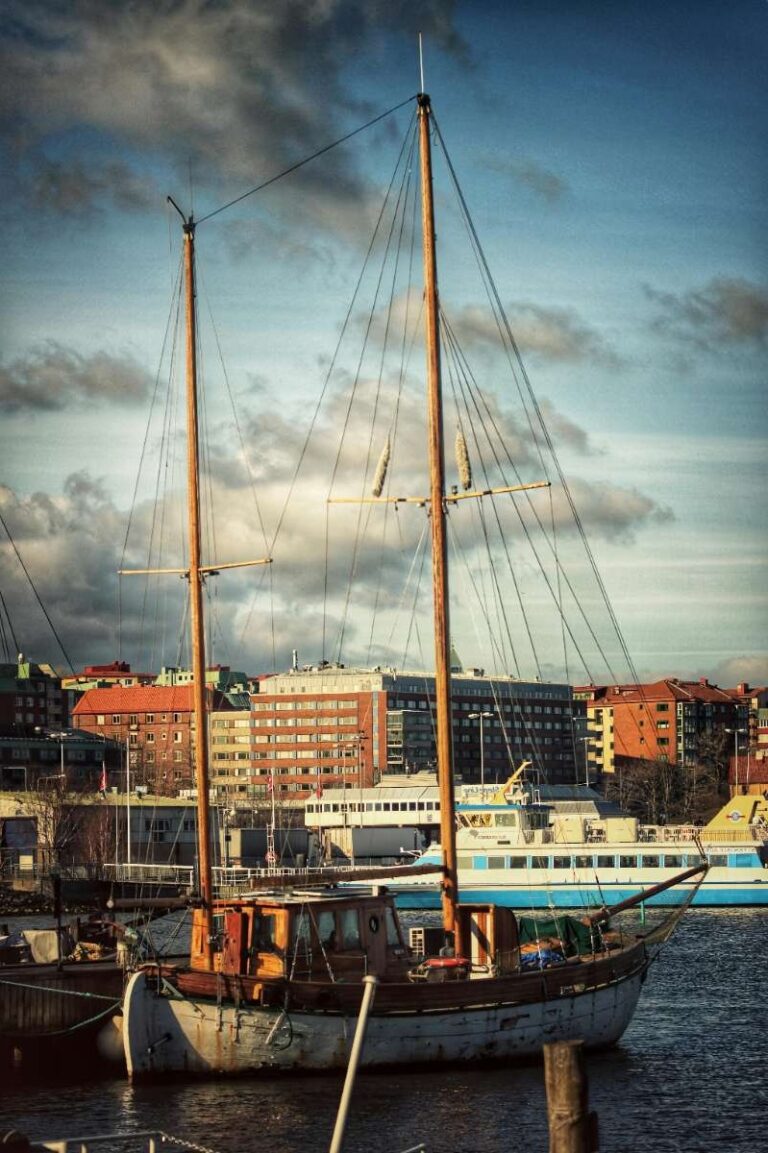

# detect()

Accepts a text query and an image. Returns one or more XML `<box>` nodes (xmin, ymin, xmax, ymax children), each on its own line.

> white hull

<box><xmin>123</xmin><ymin>965</ymin><xmax>645</xmax><ymax>1077</ymax></box>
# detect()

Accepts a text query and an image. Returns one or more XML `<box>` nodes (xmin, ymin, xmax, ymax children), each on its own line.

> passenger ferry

<box><xmin>388</xmin><ymin>778</ymin><xmax>768</xmax><ymax>910</ymax></box>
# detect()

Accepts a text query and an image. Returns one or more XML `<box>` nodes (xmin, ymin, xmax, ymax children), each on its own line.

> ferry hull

<box><xmin>392</xmin><ymin>878</ymin><xmax>768</xmax><ymax>911</ymax></box>
<box><xmin>123</xmin><ymin>964</ymin><xmax>645</xmax><ymax>1077</ymax></box>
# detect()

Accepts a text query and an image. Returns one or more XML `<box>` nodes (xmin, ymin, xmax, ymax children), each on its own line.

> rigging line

<box><xmin>383</xmin><ymin>515</ymin><xmax>429</xmax><ymax>656</ymax></box>
<box><xmin>196</xmin><ymin>96</ymin><xmax>417</xmax><ymax>225</ymax></box>
<box><xmin>440</xmin><ymin>314</ymin><xmax>538</xmax><ymax>677</ymax></box>
<box><xmin>365</xmin><ymin>131</ymin><xmax>419</xmax><ymax>665</ymax></box>
<box><xmin>336</xmin><ymin>125</ymin><xmax>420</xmax><ymax>662</ymax></box>
<box><xmin>441</xmin><ymin>325</ymin><xmax>527</xmax><ymax>680</ymax></box>
<box><xmin>0</xmin><ymin>508</ymin><xmax>76</xmax><ymax>674</ymax></box>
<box><xmin>0</xmin><ymin>587</ymin><xmax>21</xmax><ymax>659</ymax></box>
<box><xmin>442</xmin><ymin>313</ymin><xmax>606</xmax><ymax>685</ymax></box>
<box><xmin>201</xmin><ymin>277</ymin><xmax>271</xmax><ymax>556</ymax></box>
<box><xmin>434</xmin><ymin>115</ymin><xmax>640</xmax><ymax>689</ymax></box>
<box><xmin>234</xmin><ymin>111</ymin><xmax>418</xmax><ymax>661</ymax></box>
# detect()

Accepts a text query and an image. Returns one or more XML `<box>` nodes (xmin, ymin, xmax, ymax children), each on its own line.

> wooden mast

<box><xmin>418</xmin><ymin>92</ymin><xmax>460</xmax><ymax>949</ymax></box>
<box><xmin>182</xmin><ymin>216</ymin><xmax>214</xmax><ymax>970</ymax></box>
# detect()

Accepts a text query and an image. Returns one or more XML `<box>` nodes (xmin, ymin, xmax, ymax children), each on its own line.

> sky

<box><xmin>0</xmin><ymin>0</ymin><xmax>766</xmax><ymax>690</ymax></box>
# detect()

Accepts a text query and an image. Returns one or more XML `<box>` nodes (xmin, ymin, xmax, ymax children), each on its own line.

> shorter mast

<box><xmin>418</xmin><ymin>92</ymin><xmax>460</xmax><ymax>951</ymax></box>
<box><xmin>182</xmin><ymin>216</ymin><xmax>214</xmax><ymax>970</ymax></box>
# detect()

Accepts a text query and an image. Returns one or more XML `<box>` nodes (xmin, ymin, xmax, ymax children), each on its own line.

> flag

<box><xmin>315</xmin><ymin>780</ymin><xmax>323</xmax><ymax>800</ymax></box>
<box><xmin>267</xmin><ymin>771</ymin><xmax>274</xmax><ymax>793</ymax></box>
<box><xmin>99</xmin><ymin>764</ymin><xmax>107</xmax><ymax>794</ymax></box>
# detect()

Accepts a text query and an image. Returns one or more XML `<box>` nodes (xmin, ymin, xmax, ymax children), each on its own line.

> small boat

<box><xmin>387</xmin><ymin>769</ymin><xmax>768</xmax><ymax>911</ymax></box>
<box><xmin>121</xmin><ymin>89</ymin><xmax>706</xmax><ymax>1078</ymax></box>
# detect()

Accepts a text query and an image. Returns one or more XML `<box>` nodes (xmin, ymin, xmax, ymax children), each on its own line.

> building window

<box><xmin>146</xmin><ymin>713</ymin><xmax>154</xmax><ymax>724</ymax></box>
<box><xmin>112</xmin><ymin>715</ymin><xmax>120</xmax><ymax>724</ymax></box>
<box><xmin>174</xmin><ymin>732</ymin><xmax>183</xmax><ymax>743</ymax></box>
<box><xmin>146</xmin><ymin>732</ymin><xmax>155</xmax><ymax>743</ymax></box>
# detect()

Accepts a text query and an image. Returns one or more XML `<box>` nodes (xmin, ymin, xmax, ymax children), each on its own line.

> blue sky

<box><xmin>0</xmin><ymin>1</ymin><xmax>765</xmax><ymax>688</ymax></box>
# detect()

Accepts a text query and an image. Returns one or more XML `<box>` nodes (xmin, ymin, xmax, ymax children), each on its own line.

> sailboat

<box><xmin>121</xmin><ymin>91</ymin><xmax>706</xmax><ymax>1077</ymax></box>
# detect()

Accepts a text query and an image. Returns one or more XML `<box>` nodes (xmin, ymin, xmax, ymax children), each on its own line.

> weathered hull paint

<box><xmin>123</xmin><ymin>965</ymin><xmax>645</xmax><ymax>1077</ymax></box>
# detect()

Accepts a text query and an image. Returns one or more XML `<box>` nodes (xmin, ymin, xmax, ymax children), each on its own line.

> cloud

<box><xmin>708</xmin><ymin>655</ymin><xmax>768</xmax><ymax>690</ymax></box>
<box><xmin>0</xmin><ymin>344</ymin><xmax>153</xmax><ymax>414</ymax></box>
<box><xmin>32</xmin><ymin>158</ymin><xmax>159</xmax><ymax>215</ymax></box>
<box><xmin>645</xmin><ymin>277</ymin><xmax>768</xmax><ymax>349</ymax></box>
<box><xmin>450</xmin><ymin>302</ymin><xmax>622</xmax><ymax>367</ymax></box>
<box><xmin>1</xmin><ymin>1</ymin><xmax>465</xmax><ymax>236</ymax></box>
<box><xmin>486</xmin><ymin>155</ymin><xmax>569</xmax><ymax>203</ymax></box>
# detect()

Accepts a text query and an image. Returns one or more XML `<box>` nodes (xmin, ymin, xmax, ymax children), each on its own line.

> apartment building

<box><xmin>579</xmin><ymin>678</ymin><xmax>742</xmax><ymax>776</ymax></box>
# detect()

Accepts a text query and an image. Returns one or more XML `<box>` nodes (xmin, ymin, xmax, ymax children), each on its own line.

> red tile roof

<box><xmin>72</xmin><ymin>685</ymin><xmax>230</xmax><ymax>715</ymax></box>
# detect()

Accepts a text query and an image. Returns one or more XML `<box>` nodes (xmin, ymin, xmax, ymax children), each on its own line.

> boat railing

<box><xmin>638</xmin><ymin>824</ymin><xmax>765</xmax><ymax>845</ymax></box>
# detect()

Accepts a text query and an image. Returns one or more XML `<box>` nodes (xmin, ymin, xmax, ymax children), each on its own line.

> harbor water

<box><xmin>2</xmin><ymin>909</ymin><xmax>764</xmax><ymax>1153</ymax></box>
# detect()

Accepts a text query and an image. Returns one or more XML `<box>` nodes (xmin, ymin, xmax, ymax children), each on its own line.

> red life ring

<box><xmin>424</xmin><ymin>956</ymin><xmax>470</xmax><ymax>969</ymax></box>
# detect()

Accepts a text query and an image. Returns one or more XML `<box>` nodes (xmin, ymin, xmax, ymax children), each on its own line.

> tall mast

<box><xmin>182</xmin><ymin>217</ymin><xmax>214</xmax><ymax>969</ymax></box>
<box><xmin>417</xmin><ymin>93</ymin><xmax>460</xmax><ymax>947</ymax></box>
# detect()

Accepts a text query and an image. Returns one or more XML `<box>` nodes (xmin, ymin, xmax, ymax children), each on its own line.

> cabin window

<box><xmin>641</xmin><ymin>856</ymin><xmax>660</xmax><ymax>868</ymax></box>
<box><xmin>508</xmin><ymin>857</ymin><xmax>526</xmax><ymax>869</ymax></box>
<box><xmin>457</xmin><ymin>854</ymin><xmax>474</xmax><ymax>869</ymax></box>
<box><xmin>339</xmin><ymin>908</ymin><xmax>361</xmax><ymax>949</ymax></box>
<box><xmin>385</xmin><ymin>907</ymin><xmax>402</xmax><ymax>948</ymax></box>
<box><xmin>620</xmin><ymin>855</ymin><xmax>637</xmax><ymax>868</ymax></box>
<box><xmin>494</xmin><ymin>813</ymin><xmax>517</xmax><ymax>827</ymax></box>
<box><xmin>487</xmin><ymin>856</ymin><xmax>506</xmax><ymax>869</ymax></box>
<box><xmin>316</xmin><ymin>910</ymin><xmax>336</xmax><ymax>949</ymax></box>
<box><xmin>708</xmin><ymin>854</ymin><xmax>727</xmax><ymax>868</ymax></box>
<box><xmin>663</xmin><ymin>855</ymin><xmax>682</xmax><ymax>868</ymax></box>
<box><xmin>530</xmin><ymin>856</ymin><xmax>549</xmax><ymax>869</ymax></box>
<box><xmin>252</xmin><ymin>913</ymin><xmax>276</xmax><ymax>952</ymax></box>
<box><xmin>552</xmin><ymin>856</ymin><xmax>572</xmax><ymax>869</ymax></box>
<box><xmin>596</xmin><ymin>855</ymin><xmax>616</xmax><ymax>869</ymax></box>
<box><xmin>574</xmin><ymin>856</ymin><xmax>592</xmax><ymax>869</ymax></box>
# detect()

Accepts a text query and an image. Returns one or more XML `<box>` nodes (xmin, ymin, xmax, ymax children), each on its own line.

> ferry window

<box><xmin>596</xmin><ymin>856</ymin><xmax>615</xmax><ymax>869</ymax></box>
<box><xmin>574</xmin><ymin>856</ymin><xmax>592</xmax><ymax>869</ymax></box>
<box><xmin>663</xmin><ymin>855</ymin><xmax>682</xmax><ymax>868</ymax></box>
<box><xmin>457</xmin><ymin>855</ymin><xmax>474</xmax><ymax>869</ymax></box>
<box><xmin>487</xmin><ymin>856</ymin><xmax>505</xmax><ymax>869</ymax></box>
<box><xmin>383</xmin><ymin>803</ymin><xmax>391</xmax><ymax>812</ymax></box>
<box><xmin>339</xmin><ymin>909</ymin><xmax>361</xmax><ymax>949</ymax></box>
<box><xmin>686</xmin><ymin>854</ymin><xmax>703</xmax><ymax>866</ymax></box>
<box><xmin>708</xmin><ymin>855</ymin><xmax>727</xmax><ymax>868</ymax></box>
<box><xmin>553</xmin><ymin>856</ymin><xmax>572</xmax><ymax>869</ymax></box>
<box><xmin>494</xmin><ymin>813</ymin><xmax>517</xmax><ymax>827</ymax></box>
<box><xmin>530</xmin><ymin>856</ymin><xmax>548</xmax><ymax>869</ymax></box>
<box><xmin>641</xmin><ymin>856</ymin><xmax>660</xmax><ymax>868</ymax></box>
<box><xmin>374</xmin><ymin>803</ymin><xmax>382</xmax><ymax>812</ymax></box>
<box><xmin>508</xmin><ymin>857</ymin><xmax>526</xmax><ymax>869</ymax></box>
<box><xmin>619</xmin><ymin>855</ymin><xmax>637</xmax><ymax>868</ymax></box>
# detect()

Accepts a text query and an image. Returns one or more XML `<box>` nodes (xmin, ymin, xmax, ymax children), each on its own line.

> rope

<box><xmin>2</xmin><ymin>997</ymin><xmax>122</xmax><ymax>1039</ymax></box>
<box><xmin>196</xmin><ymin>96</ymin><xmax>416</xmax><ymax>225</ymax></box>
<box><xmin>0</xmin><ymin>976</ymin><xmax>121</xmax><ymax>1001</ymax></box>
<box><xmin>157</xmin><ymin>1132</ymin><xmax>223</xmax><ymax>1153</ymax></box>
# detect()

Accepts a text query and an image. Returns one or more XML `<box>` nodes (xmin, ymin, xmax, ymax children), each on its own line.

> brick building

<box><xmin>224</xmin><ymin>666</ymin><xmax>577</xmax><ymax>804</ymax></box>
<box><xmin>579</xmin><ymin>677</ymin><xmax>742</xmax><ymax>776</ymax></box>
<box><xmin>72</xmin><ymin>684</ymin><xmax>237</xmax><ymax>795</ymax></box>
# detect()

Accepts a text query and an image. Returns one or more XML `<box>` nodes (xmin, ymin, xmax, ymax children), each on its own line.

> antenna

<box><xmin>419</xmin><ymin>32</ymin><xmax>425</xmax><ymax>94</ymax></box>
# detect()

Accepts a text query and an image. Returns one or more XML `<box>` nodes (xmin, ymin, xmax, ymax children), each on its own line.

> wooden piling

<box><xmin>543</xmin><ymin>1040</ymin><xmax>599</xmax><ymax>1153</ymax></box>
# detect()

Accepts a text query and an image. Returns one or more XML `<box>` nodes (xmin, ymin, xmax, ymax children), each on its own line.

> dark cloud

<box><xmin>451</xmin><ymin>301</ymin><xmax>622</xmax><ymax>367</ymax></box>
<box><xmin>645</xmin><ymin>277</ymin><xmax>768</xmax><ymax>349</ymax></box>
<box><xmin>1</xmin><ymin>1</ymin><xmax>465</xmax><ymax>236</ymax></box>
<box><xmin>486</xmin><ymin>155</ymin><xmax>569</xmax><ymax>203</ymax></box>
<box><xmin>0</xmin><ymin>343</ymin><xmax>153</xmax><ymax>413</ymax></box>
<box><xmin>32</xmin><ymin>158</ymin><xmax>158</xmax><ymax>215</ymax></box>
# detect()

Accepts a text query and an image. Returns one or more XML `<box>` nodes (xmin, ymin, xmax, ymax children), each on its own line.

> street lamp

<box><xmin>468</xmin><ymin>712</ymin><xmax>493</xmax><ymax>789</ymax></box>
